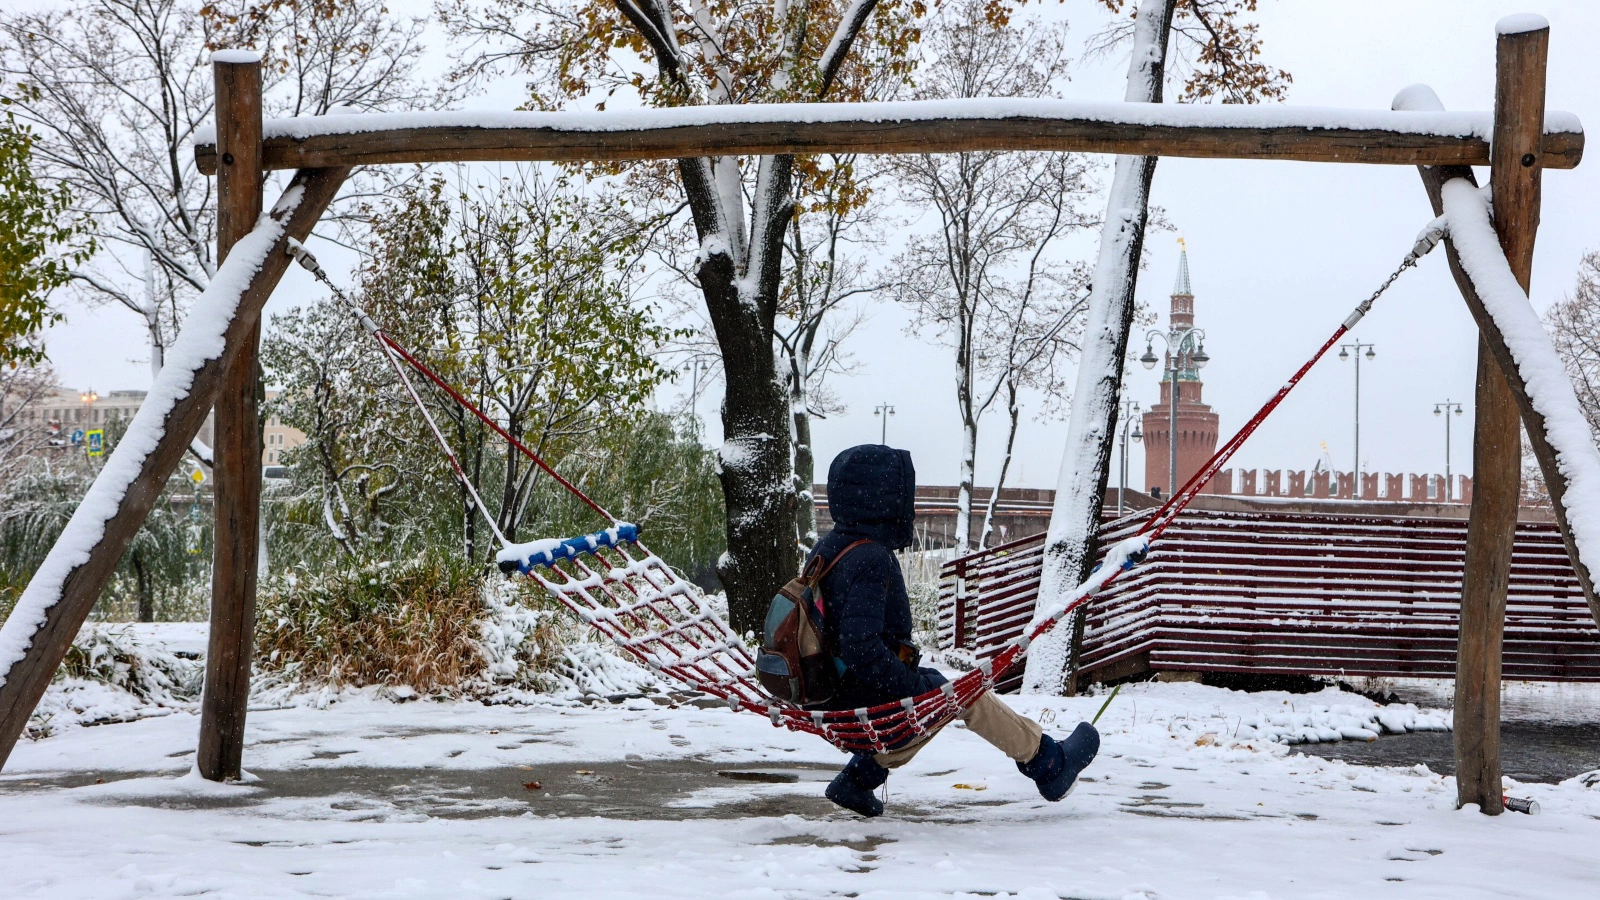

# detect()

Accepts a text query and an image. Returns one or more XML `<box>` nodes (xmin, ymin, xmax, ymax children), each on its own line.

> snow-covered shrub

<box><xmin>28</xmin><ymin>625</ymin><xmax>201</xmax><ymax>739</ymax></box>
<box><xmin>256</xmin><ymin>555</ymin><xmax>660</xmax><ymax>700</ymax></box>
<box><xmin>62</xmin><ymin>624</ymin><xmax>202</xmax><ymax>703</ymax></box>
<box><xmin>901</xmin><ymin>549</ymin><xmax>955</xmax><ymax>664</ymax></box>
<box><xmin>475</xmin><ymin>577</ymin><xmax>661</xmax><ymax>699</ymax></box>
<box><xmin>476</xmin><ymin>576</ymin><xmax>583</xmax><ymax>689</ymax></box>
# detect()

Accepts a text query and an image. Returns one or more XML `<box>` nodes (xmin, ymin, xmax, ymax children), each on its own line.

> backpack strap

<box><xmin>805</xmin><ymin>538</ymin><xmax>874</xmax><ymax>625</ymax></box>
<box><xmin>805</xmin><ymin>538</ymin><xmax>873</xmax><ymax>586</ymax></box>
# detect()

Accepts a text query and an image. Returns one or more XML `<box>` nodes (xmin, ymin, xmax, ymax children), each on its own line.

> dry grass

<box><xmin>256</xmin><ymin>553</ymin><xmax>487</xmax><ymax>693</ymax></box>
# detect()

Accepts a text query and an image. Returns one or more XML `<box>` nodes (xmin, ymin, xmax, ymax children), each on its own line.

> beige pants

<box><xmin>873</xmin><ymin>692</ymin><xmax>1043</xmax><ymax>769</ymax></box>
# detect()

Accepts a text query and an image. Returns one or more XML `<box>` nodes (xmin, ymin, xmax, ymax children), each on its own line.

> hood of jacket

<box><xmin>826</xmin><ymin>444</ymin><xmax>916</xmax><ymax>551</ymax></box>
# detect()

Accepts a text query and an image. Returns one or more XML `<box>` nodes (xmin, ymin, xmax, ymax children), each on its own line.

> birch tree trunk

<box><xmin>955</xmin><ymin>348</ymin><xmax>979</xmax><ymax>551</ymax></box>
<box><xmin>979</xmin><ymin>379</ymin><xmax>1021</xmax><ymax>549</ymax></box>
<box><xmin>792</xmin><ymin>390</ymin><xmax>819</xmax><ymax>548</ymax></box>
<box><xmin>1022</xmin><ymin>0</ymin><xmax>1176</xmax><ymax>695</ymax></box>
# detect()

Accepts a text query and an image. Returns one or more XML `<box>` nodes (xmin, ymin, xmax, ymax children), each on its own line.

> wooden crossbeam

<box><xmin>192</xmin><ymin>101</ymin><xmax>1585</xmax><ymax>174</ymax></box>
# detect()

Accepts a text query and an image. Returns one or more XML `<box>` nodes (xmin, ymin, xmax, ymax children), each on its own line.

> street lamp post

<box><xmin>1434</xmin><ymin>400</ymin><xmax>1464</xmax><ymax>501</ymax></box>
<box><xmin>683</xmin><ymin>359</ymin><xmax>706</xmax><ymax>435</ymax></box>
<box><xmin>78</xmin><ymin>389</ymin><xmax>100</xmax><ymax>461</ymax></box>
<box><xmin>874</xmin><ymin>403</ymin><xmax>896</xmax><ymax>445</ymax></box>
<box><xmin>1339</xmin><ymin>341</ymin><xmax>1376</xmax><ymax>481</ymax></box>
<box><xmin>1118</xmin><ymin>399</ymin><xmax>1143</xmax><ymax>516</ymax></box>
<box><xmin>1141</xmin><ymin>327</ymin><xmax>1208</xmax><ymax>497</ymax></box>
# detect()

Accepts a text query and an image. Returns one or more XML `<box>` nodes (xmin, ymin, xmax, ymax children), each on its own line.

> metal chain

<box><xmin>1371</xmin><ymin>254</ymin><xmax>1418</xmax><ymax>305</ymax></box>
<box><xmin>1343</xmin><ymin>255</ymin><xmax>1416</xmax><ymax>329</ymax></box>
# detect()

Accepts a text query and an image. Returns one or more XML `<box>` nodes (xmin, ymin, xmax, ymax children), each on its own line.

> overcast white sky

<box><xmin>39</xmin><ymin>1</ymin><xmax>1600</xmax><ymax>493</ymax></box>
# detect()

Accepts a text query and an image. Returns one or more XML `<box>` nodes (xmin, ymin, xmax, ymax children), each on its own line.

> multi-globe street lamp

<box><xmin>874</xmin><ymin>402</ymin><xmax>896</xmax><ymax>444</ymax></box>
<box><xmin>1338</xmin><ymin>341</ymin><xmax>1376</xmax><ymax>481</ymax></box>
<box><xmin>1435</xmin><ymin>399</ymin><xmax>1465</xmax><ymax>501</ymax></box>
<box><xmin>1140</xmin><ymin>327</ymin><xmax>1209</xmax><ymax>498</ymax></box>
<box><xmin>1118</xmin><ymin>398</ymin><xmax>1142</xmax><ymax>516</ymax></box>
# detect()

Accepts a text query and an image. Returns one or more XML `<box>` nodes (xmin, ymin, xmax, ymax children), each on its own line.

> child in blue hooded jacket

<box><xmin>810</xmin><ymin>444</ymin><xmax>1100</xmax><ymax>817</ymax></box>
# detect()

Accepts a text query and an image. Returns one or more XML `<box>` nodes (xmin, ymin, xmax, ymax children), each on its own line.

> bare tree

<box><xmin>1545</xmin><ymin>250</ymin><xmax>1600</xmax><ymax>436</ymax></box>
<box><xmin>438</xmin><ymin>0</ymin><xmax>923</xmax><ymax>631</ymax></box>
<box><xmin>890</xmin><ymin>1</ymin><xmax>1097</xmax><ymax>553</ymax></box>
<box><xmin>1528</xmin><ymin>249</ymin><xmax>1600</xmax><ymax>510</ymax></box>
<box><xmin>0</xmin><ymin>0</ymin><xmax>437</xmax><ymax>378</ymax></box>
<box><xmin>975</xmin><ymin>261</ymin><xmax>1091</xmax><ymax>550</ymax></box>
<box><xmin>779</xmin><ymin>152</ymin><xmax>880</xmax><ymax>550</ymax></box>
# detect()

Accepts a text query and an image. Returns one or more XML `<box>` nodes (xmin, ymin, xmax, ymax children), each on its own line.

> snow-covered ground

<box><xmin>5</xmin><ymin>664</ymin><xmax>1599</xmax><ymax>899</ymax></box>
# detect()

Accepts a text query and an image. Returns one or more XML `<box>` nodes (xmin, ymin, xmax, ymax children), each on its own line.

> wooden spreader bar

<box><xmin>193</xmin><ymin>103</ymin><xmax>1585</xmax><ymax>174</ymax></box>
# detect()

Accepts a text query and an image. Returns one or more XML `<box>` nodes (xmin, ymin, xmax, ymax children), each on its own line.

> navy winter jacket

<box><xmin>808</xmin><ymin>445</ymin><xmax>947</xmax><ymax>711</ymax></box>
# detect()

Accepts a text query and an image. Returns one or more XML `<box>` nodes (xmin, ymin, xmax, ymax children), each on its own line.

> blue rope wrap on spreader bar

<box><xmin>496</xmin><ymin>522</ymin><xmax>641</xmax><ymax>574</ymax></box>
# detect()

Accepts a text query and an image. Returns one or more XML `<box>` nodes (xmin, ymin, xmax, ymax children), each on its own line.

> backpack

<box><xmin>756</xmin><ymin>539</ymin><xmax>871</xmax><ymax>707</ymax></box>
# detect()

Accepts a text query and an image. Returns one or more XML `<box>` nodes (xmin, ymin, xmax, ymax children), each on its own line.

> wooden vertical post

<box><xmin>1452</xmin><ymin>18</ymin><xmax>1547</xmax><ymax>815</ymax></box>
<box><xmin>197</xmin><ymin>52</ymin><xmax>265</xmax><ymax>782</ymax></box>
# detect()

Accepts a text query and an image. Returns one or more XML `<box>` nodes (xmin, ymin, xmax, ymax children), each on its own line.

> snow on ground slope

<box><xmin>3</xmin><ymin>682</ymin><xmax>1596</xmax><ymax>899</ymax></box>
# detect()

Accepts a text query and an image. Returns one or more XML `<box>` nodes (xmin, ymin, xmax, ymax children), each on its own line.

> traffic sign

<box><xmin>70</xmin><ymin>429</ymin><xmax>84</xmax><ymax>446</ymax></box>
<box><xmin>86</xmin><ymin>429</ymin><xmax>104</xmax><ymax>457</ymax></box>
<box><xmin>190</xmin><ymin>468</ymin><xmax>206</xmax><ymax>485</ymax></box>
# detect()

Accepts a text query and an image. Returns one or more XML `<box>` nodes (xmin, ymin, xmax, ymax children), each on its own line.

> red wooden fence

<box><xmin>938</xmin><ymin>509</ymin><xmax>1600</xmax><ymax>687</ymax></box>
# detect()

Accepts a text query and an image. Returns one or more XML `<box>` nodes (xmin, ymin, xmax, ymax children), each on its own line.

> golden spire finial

<box><xmin>1178</xmin><ymin>237</ymin><xmax>1186</xmax><ymax>251</ymax></box>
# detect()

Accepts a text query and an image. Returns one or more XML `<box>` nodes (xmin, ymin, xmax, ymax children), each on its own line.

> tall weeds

<box><xmin>257</xmin><ymin>553</ymin><xmax>488</xmax><ymax>693</ymax></box>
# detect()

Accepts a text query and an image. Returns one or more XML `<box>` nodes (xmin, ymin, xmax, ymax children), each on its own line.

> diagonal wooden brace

<box><xmin>1402</xmin><ymin>164</ymin><xmax>1600</xmax><ymax>632</ymax></box>
<box><xmin>1420</xmin><ymin>171</ymin><xmax>1600</xmax><ymax>624</ymax></box>
<box><xmin>0</xmin><ymin>166</ymin><xmax>349</xmax><ymax>771</ymax></box>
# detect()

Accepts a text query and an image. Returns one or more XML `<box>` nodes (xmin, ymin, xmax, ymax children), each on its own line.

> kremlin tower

<box><xmin>1142</xmin><ymin>241</ymin><xmax>1222</xmax><ymax>497</ymax></box>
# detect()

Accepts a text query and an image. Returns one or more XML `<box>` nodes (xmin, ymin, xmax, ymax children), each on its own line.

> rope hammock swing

<box><xmin>285</xmin><ymin>218</ymin><xmax>1443</xmax><ymax>755</ymax></box>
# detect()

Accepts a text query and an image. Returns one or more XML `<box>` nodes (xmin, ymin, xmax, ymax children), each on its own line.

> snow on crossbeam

<box><xmin>193</xmin><ymin>98</ymin><xmax>1584</xmax><ymax>175</ymax></box>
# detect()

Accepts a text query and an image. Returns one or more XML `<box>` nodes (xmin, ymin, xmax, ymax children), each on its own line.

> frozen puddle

<box><xmin>1298</xmin><ymin>720</ymin><xmax>1600</xmax><ymax>784</ymax></box>
<box><xmin>0</xmin><ymin>761</ymin><xmax>846</xmax><ymax>821</ymax></box>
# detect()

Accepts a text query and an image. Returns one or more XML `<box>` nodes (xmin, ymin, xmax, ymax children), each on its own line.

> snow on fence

<box><xmin>942</xmin><ymin>510</ymin><xmax>1600</xmax><ymax>687</ymax></box>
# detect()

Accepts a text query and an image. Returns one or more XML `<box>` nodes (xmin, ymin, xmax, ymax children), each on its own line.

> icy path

<box><xmin>3</xmin><ymin>684</ymin><xmax>1597</xmax><ymax>899</ymax></box>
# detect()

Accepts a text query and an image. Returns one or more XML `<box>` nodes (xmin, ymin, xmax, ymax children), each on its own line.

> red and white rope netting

<box><xmin>522</xmin><ymin>528</ymin><xmax>1148</xmax><ymax>754</ymax></box>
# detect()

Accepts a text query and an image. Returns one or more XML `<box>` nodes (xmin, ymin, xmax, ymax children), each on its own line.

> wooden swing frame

<box><xmin>0</xmin><ymin>20</ymin><xmax>1585</xmax><ymax>815</ymax></box>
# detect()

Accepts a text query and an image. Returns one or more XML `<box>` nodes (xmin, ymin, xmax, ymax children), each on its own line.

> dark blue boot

<box><xmin>1017</xmin><ymin>721</ymin><xmax>1100</xmax><ymax>802</ymax></box>
<box><xmin>826</xmin><ymin>753</ymin><xmax>889</xmax><ymax>817</ymax></box>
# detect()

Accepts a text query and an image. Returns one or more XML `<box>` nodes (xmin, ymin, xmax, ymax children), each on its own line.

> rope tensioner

<box><xmin>283</xmin><ymin>224</ymin><xmax>1436</xmax><ymax>754</ymax></box>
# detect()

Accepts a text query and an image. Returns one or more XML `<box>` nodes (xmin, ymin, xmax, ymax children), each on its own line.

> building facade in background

<box><xmin>263</xmin><ymin>391</ymin><xmax>305</xmax><ymax>466</ymax></box>
<box><xmin>2</xmin><ymin>386</ymin><xmax>307</xmax><ymax>466</ymax></box>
